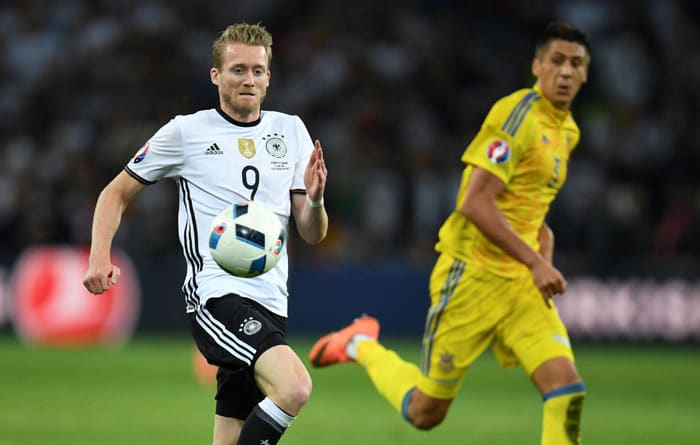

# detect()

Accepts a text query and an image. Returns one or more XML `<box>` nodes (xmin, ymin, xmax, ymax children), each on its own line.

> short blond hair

<box><xmin>212</xmin><ymin>23</ymin><xmax>273</xmax><ymax>69</ymax></box>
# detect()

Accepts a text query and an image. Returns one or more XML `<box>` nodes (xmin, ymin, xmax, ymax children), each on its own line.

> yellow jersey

<box><xmin>436</xmin><ymin>84</ymin><xmax>580</xmax><ymax>278</ymax></box>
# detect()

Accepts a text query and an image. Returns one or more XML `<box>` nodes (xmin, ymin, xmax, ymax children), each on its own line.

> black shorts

<box><xmin>189</xmin><ymin>294</ymin><xmax>288</xmax><ymax>419</ymax></box>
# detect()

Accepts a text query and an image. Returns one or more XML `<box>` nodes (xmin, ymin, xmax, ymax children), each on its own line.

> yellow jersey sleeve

<box><xmin>462</xmin><ymin>89</ymin><xmax>539</xmax><ymax>185</ymax></box>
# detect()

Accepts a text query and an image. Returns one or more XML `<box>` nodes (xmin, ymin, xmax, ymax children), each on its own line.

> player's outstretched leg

<box><xmin>309</xmin><ymin>316</ymin><xmax>423</xmax><ymax>423</ymax></box>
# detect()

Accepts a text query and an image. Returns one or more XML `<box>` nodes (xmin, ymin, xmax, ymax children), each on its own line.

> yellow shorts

<box><xmin>417</xmin><ymin>253</ymin><xmax>575</xmax><ymax>399</ymax></box>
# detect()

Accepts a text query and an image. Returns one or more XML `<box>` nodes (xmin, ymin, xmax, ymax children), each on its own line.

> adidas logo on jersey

<box><xmin>205</xmin><ymin>143</ymin><xmax>223</xmax><ymax>155</ymax></box>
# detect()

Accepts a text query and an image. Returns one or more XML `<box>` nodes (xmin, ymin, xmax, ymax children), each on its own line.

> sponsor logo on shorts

<box><xmin>239</xmin><ymin>317</ymin><xmax>262</xmax><ymax>335</ymax></box>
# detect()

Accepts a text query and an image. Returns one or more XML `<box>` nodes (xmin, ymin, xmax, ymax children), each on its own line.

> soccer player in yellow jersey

<box><xmin>309</xmin><ymin>21</ymin><xmax>590</xmax><ymax>444</ymax></box>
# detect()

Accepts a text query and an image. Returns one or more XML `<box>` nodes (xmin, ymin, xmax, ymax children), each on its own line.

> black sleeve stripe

<box><xmin>179</xmin><ymin>178</ymin><xmax>202</xmax><ymax>311</ymax></box>
<box><xmin>290</xmin><ymin>189</ymin><xmax>306</xmax><ymax>195</ymax></box>
<box><xmin>124</xmin><ymin>166</ymin><xmax>156</xmax><ymax>185</ymax></box>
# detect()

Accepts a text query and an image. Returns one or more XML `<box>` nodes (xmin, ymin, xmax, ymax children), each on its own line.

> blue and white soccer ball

<box><xmin>209</xmin><ymin>201</ymin><xmax>286</xmax><ymax>278</ymax></box>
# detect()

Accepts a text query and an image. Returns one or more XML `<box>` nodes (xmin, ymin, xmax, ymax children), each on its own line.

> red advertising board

<box><xmin>11</xmin><ymin>246</ymin><xmax>140</xmax><ymax>346</ymax></box>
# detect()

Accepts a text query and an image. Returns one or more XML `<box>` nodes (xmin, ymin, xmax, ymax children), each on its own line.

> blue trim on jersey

<box><xmin>401</xmin><ymin>387</ymin><xmax>415</xmax><ymax>422</ymax></box>
<box><xmin>501</xmin><ymin>91</ymin><xmax>535</xmax><ymax>134</ymax></box>
<box><xmin>542</xmin><ymin>382</ymin><xmax>586</xmax><ymax>402</ymax></box>
<box><xmin>510</xmin><ymin>96</ymin><xmax>540</xmax><ymax>136</ymax></box>
<box><xmin>420</xmin><ymin>259</ymin><xmax>466</xmax><ymax>375</ymax></box>
<box><xmin>501</xmin><ymin>91</ymin><xmax>540</xmax><ymax>136</ymax></box>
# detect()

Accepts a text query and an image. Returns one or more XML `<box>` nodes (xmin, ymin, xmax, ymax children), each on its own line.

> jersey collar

<box><xmin>533</xmin><ymin>84</ymin><xmax>571</xmax><ymax>123</ymax></box>
<box><xmin>216</xmin><ymin>107</ymin><xmax>262</xmax><ymax>127</ymax></box>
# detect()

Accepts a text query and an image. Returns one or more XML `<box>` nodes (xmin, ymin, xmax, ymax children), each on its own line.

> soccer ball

<box><xmin>209</xmin><ymin>201</ymin><xmax>286</xmax><ymax>277</ymax></box>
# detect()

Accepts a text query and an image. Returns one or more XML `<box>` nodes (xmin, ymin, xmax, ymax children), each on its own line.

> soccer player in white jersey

<box><xmin>83</xmin><ymin>23</ymin><xmax>328</xmax><ymax>445</ymax></box>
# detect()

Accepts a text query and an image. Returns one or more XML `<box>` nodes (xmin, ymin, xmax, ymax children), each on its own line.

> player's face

<box><xmin>532</xmin><ymin>39</ymin><xmax>589</xmax><ymax>110</ymax></box>
<box><xmin>211</xmin><ymin>42</ymin><xmax>270</xmax><ymax>122</ymax></box>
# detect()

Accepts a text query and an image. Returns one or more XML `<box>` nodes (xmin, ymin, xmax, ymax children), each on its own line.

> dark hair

<box><xmin>535</xmin><ymin>21</ymin><xmax>590</xmax><ymax>60</ymax></box>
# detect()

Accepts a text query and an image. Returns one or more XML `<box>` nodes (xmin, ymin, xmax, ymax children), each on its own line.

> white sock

<box><xmin>346</xmin><ymin>334</ymin><xmax>376</xmax><ymax>360</ymax></box>
<box><xmin>258</xmin><ymin>397</ymin><xmax>296</xmax><ymax>429</ymax></box>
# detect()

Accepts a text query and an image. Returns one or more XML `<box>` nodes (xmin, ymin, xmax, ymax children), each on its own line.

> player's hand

<box><xmin>83</xmin><ymin>260</ymin><xmax>120</xmax><ymax>295</ymax></box>
<box><xmin>304</xmin><ymin>139</ymin><xmax>327</xmax><ymax>202</ymax></box>
<box><xmin>529</xmin><ymin>258</ymin><xmax>567</xmax><ymax>307</ymax></box>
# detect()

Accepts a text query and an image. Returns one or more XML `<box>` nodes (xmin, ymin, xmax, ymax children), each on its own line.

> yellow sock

<box><xmin>541</xmin><ymin>382</ymin><xmax>586</xmax><ymax>445</ymax></box>
<box><xmin>356</xmin><ymin>340</ymin><xmax>421</xmax><ymax>417</ymax></box>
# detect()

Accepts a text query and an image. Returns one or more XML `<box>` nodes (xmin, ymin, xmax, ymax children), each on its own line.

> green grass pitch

<box><xmin>0</xmin><ymin>335</ymin><xmax>698</xmax><ymax>444</ymax></box>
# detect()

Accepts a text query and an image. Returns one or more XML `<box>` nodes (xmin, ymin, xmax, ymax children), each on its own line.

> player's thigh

<box><xmin>419</xmin><ymin>254</ymin><xmax>503</xmax><ymax>399</ymax></box>
<box><xmin>499</xmin><ymin>276</ymin><xmax>576</xmax><ymax>377</ymax></box>
<box><xmin>190</xmin><ymin>295</ymin><xmax>288</xmax><ymax>370</ymax></box>
<box><xmin>189</xmin><ymin>294</ymin><xmax>290</xmax><ymax>419</ymax></box>
<box><xmin>254</xmin><ymin>344</ymin><xmax>312</xmax><ymax>414</ymax></box>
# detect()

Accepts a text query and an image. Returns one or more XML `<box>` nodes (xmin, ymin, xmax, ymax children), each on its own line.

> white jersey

<box><xmin>124</xmin><ymin>108</ymin><xmax>313</xmax><ymax>317</ymax></box>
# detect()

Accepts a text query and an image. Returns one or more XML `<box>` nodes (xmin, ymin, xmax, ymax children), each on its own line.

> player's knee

<box><xmin>287</xmin><ymin>379</ymin><xmax>312</xmax><ymax>412</ymax></box>
<box><xmin>273</xmin><ymin>376</ymin><xmax>312</xmax><ymax>415</ymax></box>
<box><xmin>407</xmin><ymin>404</ymin><xmax>449</xmax><ymax>430</ymax></box>
<box><xmin>532</xmin><ymin>357</ymin><xmax>583</xmax><ymax>395</ymax></box>
<box><xmin>409</xmin><ymin>411</ymin><xmax>447</xmax><ymax>430</ymax></box>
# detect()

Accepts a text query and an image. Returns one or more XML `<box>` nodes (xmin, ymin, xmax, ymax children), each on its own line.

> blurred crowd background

<box><xmin>1</xmin><ymin>0</ymin><xmax>699</xmax><ymax>333</ymax></box>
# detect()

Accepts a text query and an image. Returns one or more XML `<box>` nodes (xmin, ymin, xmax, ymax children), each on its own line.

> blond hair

<box><xmin>212</xmin><ymin>23</ymin><xmax>273</xmax><ymax>69</ymax></box>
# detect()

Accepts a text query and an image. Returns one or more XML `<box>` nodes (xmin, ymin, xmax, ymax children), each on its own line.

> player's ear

<box><xmin>210</xmin><ymin>67</ymin><xmax>220</xmax><ymax>86</ymax></box>
<box><xmin>580</xmin><ymin>65</ymin><xmax>589</xmax><ymax>84</ymax></box>
<box><xmin>531</xmin><ymin>57</ymin><xmax>540</xmax><ymax>78</ymax></box>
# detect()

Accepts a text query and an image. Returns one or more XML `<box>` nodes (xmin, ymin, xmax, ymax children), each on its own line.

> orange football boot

<box><xmin>309</xmin><ymin>315</ymin><xmax>380</xmax><ymax>367</ymax></box>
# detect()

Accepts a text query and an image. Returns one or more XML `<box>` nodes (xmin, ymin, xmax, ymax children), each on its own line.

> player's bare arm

<box><xmin>292</xmin><ymin>139</ymin><xmax>328</xmax><ymax>244</ymax></box>
<box><xmin>538</xmin><ymin>223</ymin><xmax>555</xmax><ymax>264</ymax></box>
<box><xmin>460</xmin><ymin>167</ymin><xmax>566</xmax><ymax>302</ymax></box>
<box><xmin>83</xmin><ymin>171</ymin><xmax>145</xmax><ymax>295</ymax></box>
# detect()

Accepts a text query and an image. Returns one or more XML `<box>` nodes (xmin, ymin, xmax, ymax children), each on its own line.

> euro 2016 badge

<box><xmin>486</xmin><ymin>140</ymin><xmax>511</xmax><ymax>164</ymax></box>
<box><xmin>133</xmin><ymin>141</ymin><xmax>150</xmax><ymax>164</ymax></box>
